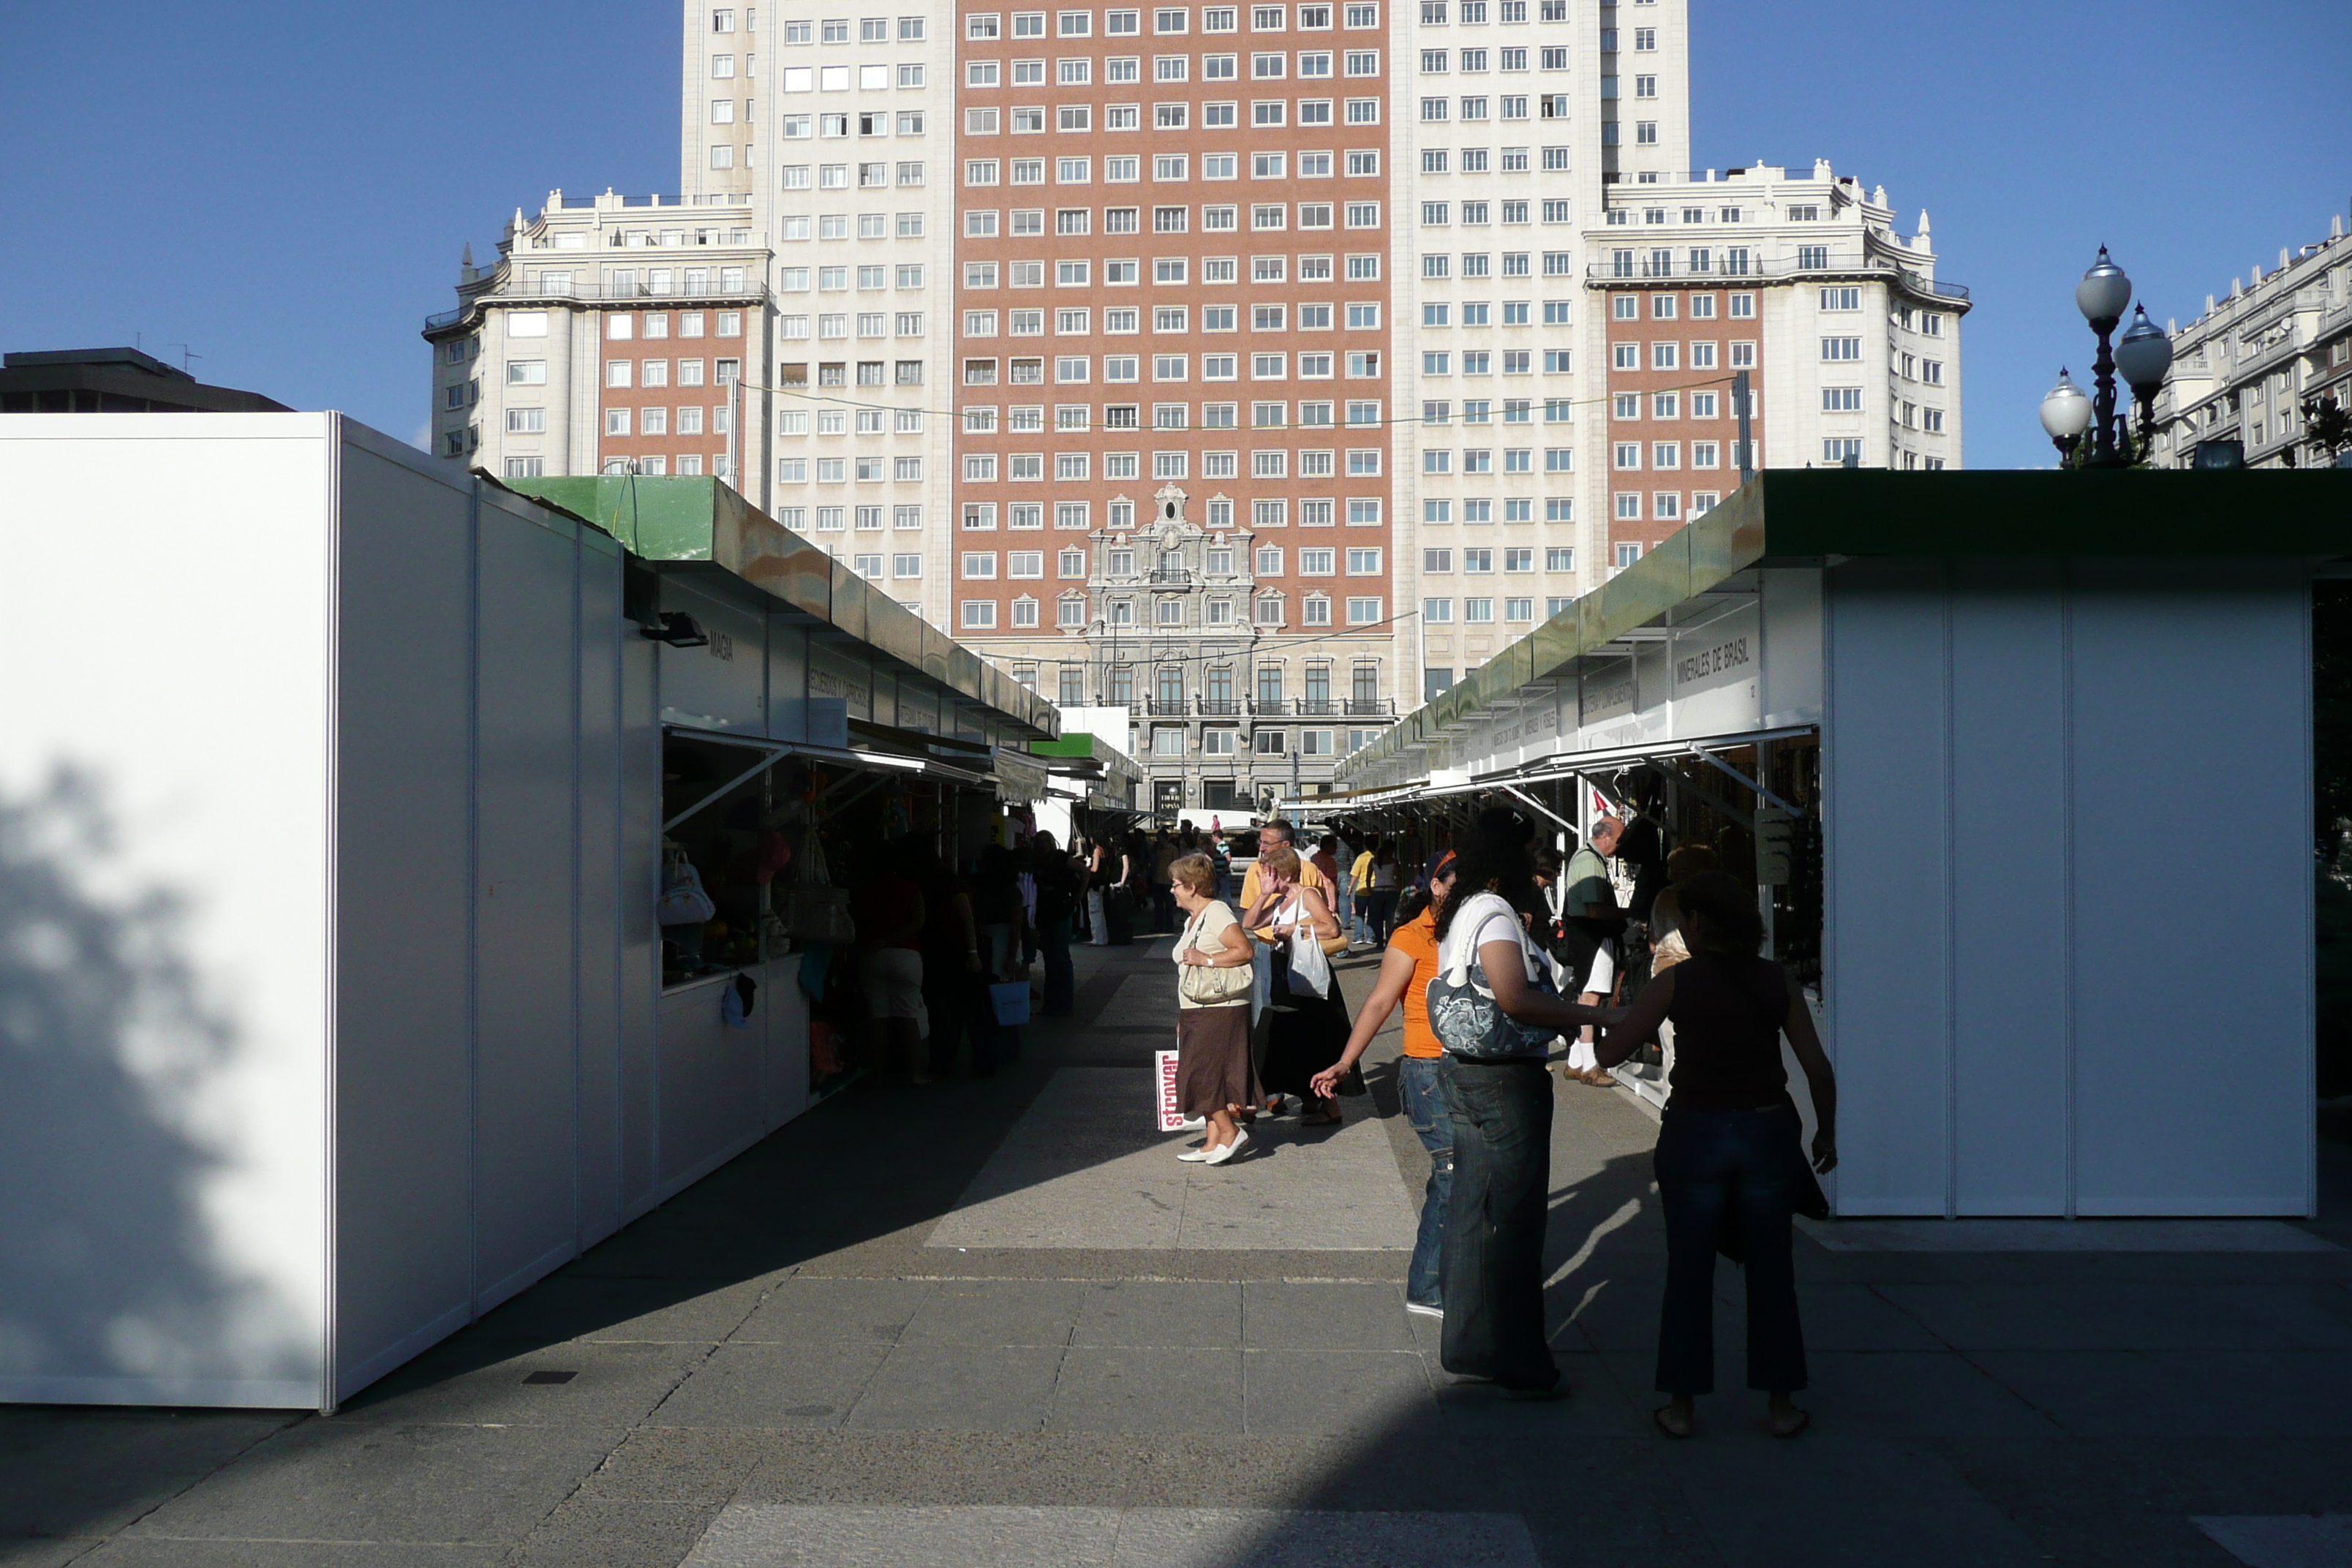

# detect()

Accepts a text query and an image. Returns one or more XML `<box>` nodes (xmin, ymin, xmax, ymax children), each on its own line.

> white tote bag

<box><xmin>1283</xmin><ymin>894</ymin><xmax>1333</xmax><ymax>998</ymax></box>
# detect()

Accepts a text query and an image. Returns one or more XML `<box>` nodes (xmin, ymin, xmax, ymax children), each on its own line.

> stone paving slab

<box><xmin>926</xmin><ymin>1070</ymin><xmax>1416</xmax><ymax>1252</ymax></box>
<box><xmin>680</xmin><ymin>1506</ymin><xmax>1542</xmax><ymax>1567</ymax></box>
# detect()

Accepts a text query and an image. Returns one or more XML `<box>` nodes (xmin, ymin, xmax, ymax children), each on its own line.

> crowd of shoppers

<box><xmin>843</xmin><ymin>803</ymin><xmax>1836</xmax><ymax>1441</ymax></box>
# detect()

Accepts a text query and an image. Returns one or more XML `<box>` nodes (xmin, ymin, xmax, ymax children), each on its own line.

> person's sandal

<box><xmin>1768</xmin><ymin>1405</ymin><xmax>1811</xmax><ymax>1439</ymax></box>
<box><xmin>1653</xmin><ymin>1404</ymin><xmax>1693</xmax><ymax>1439</ymax></box>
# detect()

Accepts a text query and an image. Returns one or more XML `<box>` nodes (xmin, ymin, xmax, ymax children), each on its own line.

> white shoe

<box><xmin>1406</xmin><ymin>1301</ymin><xmax>1444</xmax><ymax>1319</ymax></box>
<box><xmin>1203</xmin><ymin>1126</ymin><xmax>1251</xmax><ymax>1165</ymax></box>
<box><xmin>1177</xmin><ymin>1143</ymin><xmax>1215</xmax><ymax>1161</ymax></box>
<box><xmin>1175</xmin><ymin>1115</ymin><xmax>1207</xmax><ymax>1131</ymax></box>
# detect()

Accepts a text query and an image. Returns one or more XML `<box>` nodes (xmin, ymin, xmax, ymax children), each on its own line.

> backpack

<box><xmin>1425</xmin><ymin>892</ymin><xmax>1563</xmax><ymax>1060</ymax></box>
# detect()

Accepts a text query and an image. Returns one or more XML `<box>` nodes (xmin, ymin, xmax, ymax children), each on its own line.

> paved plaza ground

<box><xmin>8</xmin><ymin>938</ymin><xmax>2352</xmax><ymax>1566</ymax></box>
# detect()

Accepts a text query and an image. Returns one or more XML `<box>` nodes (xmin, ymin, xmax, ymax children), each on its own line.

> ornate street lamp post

<box><xmin>2039</xmin><ymin>248</ymin><xmax>2172</xmax><ymax>467</ymax></box>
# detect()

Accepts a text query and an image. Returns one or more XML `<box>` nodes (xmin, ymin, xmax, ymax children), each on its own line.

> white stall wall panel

<box><xmin>764</xmin><ymin>975</ymin><xmax>811</xmax><ymax>1130</ymax></box>
<box><xmin>619</xmin><ymin>636</ymin><xmax>663</xmax><ymax>1220</ymax></box>
<box><xmin>1760</xmin><ymin>570</ymin><xmax>1825</xmax><ymax>728</ymax></box>
<box><xmin>655</xmin><ymin>980</ymin><xmax>766</xmax><ymax>1201</ymax></box>
<box><xmin>0</xmin><ymin>417</ymin><xmax>331</xmax><ymax>1406</ymax></box>
<box><xmin>1947</xmin><ymin>568</ymin><xmax>2070</xmax><ymax>1214</ymax></box>
<box><xmin>1824</xmin><ymin>559</ymin><xmax>1952</xmax><ymax>1215</ymax></box>
<box><xmin>330</xmin><ymin>433</ymin><xmax>478</xmax><ymax>1397</ymax></box>
<box><xmin>2068</xmin><ymin>562</ymin><xmax>2312</xmax><ymax>1214</ymax></box>
<box><xmin>575</xmin><ymin>541</ymin><xmax>627</xmax><ymax>1251</ymax></box>
<box><xmin>472</xmin><ymin>508</ymin><xmax>584</xmax><ymax>1308</ymax></box>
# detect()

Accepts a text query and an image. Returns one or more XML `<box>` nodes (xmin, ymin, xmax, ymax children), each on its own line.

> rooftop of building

<box><xmin>0</xmin><ymin>347</ymin><xmax>290</xmax><ymax>414</ymax></box>
<box><xmin>2166</xmin><ymin>210</ymin><xmax>2352</xmax><ymax>347</ymax></box>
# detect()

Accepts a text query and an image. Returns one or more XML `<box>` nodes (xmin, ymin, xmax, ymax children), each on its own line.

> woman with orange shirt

<box><xmin>1313</xmin><ymin>850</ymin><xmax>1459</xmax><ymax>1317</ymax></box>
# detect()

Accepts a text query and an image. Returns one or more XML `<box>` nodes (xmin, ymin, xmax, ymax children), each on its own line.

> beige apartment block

<box><xmin>2149</xmin><ymin>211</ymin><xmax>2352</xmax><ymax>470</ymax></box>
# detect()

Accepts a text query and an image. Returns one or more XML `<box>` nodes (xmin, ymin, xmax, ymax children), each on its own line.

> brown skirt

<box><xmin>1177</xmin><ymin>1003</ymin><xmax>1259</xmax><ymax>1116</ymax></box>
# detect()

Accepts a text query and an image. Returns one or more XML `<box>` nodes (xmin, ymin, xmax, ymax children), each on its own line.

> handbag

<box><xmin>1425</xmin><ymin>892</ymin><xmax>1562</xmax><ymax>1060</ymax></box>
<box><xmin>1285</xmin><ymin>909</ymin><xmax>1333</xmax><ymax>998</ymax></box>
<box><xmin>1176</xmin><ymin>907</ymin><xmax>1254</xmax><ymax>1005</ymax></box>
<box><xmin>777</xmin><ymin>829</ymin><xmax>856</xmax><ymax>943</ymax></box>
<box><xmin>989</xmin><ymin>980</ymin><xmax>1032</xmax><ymax>1027</ymax></box>
<box><xmin>657</xmin><ymin>858</ymin><xmax>717</xmax><ymax>926</ymax></box>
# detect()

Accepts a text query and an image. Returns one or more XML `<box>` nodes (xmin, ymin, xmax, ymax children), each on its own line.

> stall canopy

<box><xmin>1340</xmin><ymin>468</ymin><xmax>2352</xmax><ymax>798</ymax></box>
<box><xmin>1029</xmin><ymin>731</ymin><xmax>1145</xmax><ymax>813</ymax></box>
<box><xmin>513</xmin><ymin>475</ymin><xmax>1060</xmax><ymax>753</ymax></box>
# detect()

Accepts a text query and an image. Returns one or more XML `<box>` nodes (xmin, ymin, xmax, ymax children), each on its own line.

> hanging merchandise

<box><xmin>776</xmin><ymin>821</ymin><xmax>857</xmax><ymax>944</ymax></box>
<box><xmin>657</xmin><ymin>842</ymin><xmax>718</xmax><ymax>926</ymax></box>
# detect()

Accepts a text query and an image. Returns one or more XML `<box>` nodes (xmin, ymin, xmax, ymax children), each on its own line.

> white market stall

<box><xmin>0</xmin><ymin>419</ymin><xmax>1055</xmax><ymax>1411</ymax></box>
<box><xmin>1336</xmin><ymin>469</ymin><xmax>2348</xmax><ymax>1219</ymax></box>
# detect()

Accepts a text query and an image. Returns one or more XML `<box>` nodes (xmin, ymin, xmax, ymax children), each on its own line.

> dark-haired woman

<box><xmin>1432</xmin><ymin>809</ymin><xmax>1618</xmax><ymax>1397</ymax></box>
<box><xmin>1597</xmin><ymin>870</ymin><xmax>1837</xmax><ymax>1440</ymax></box>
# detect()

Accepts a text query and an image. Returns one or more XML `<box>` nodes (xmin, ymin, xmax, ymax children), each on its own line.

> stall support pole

<box><xmin>1756</xmin><ymin>739</ymin><xmax>1776</xmax><ymax>961</ymax></box>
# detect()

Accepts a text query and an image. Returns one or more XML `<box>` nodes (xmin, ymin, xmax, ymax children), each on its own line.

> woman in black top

<box><xmin>1597</xmin><ymin>870</ymin><xmax>1837</xmax><ymax>1440</ymax></box>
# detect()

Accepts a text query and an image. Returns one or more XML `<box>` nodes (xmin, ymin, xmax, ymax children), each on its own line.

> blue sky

<box><xmin>3</xmin><ymin>1</ymin><xmax>2345</xmax><ymax>468</ymax></box>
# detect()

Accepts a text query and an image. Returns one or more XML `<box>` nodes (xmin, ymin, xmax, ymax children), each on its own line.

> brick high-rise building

<box><xmin>431</xmin><ymin>0</ymin><xmax>1964</xmax><ymax>815</ymax></box>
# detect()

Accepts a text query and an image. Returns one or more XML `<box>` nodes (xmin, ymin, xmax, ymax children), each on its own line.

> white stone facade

<box><xmin>426</xmin><ymin>195</ymin><xmax>775</xmax><ymax>503</ymax></box>
<box><xmin>2149</xmin><ymin>211</ymin><xmax>2352</xmax><ymax>470</ymax></box>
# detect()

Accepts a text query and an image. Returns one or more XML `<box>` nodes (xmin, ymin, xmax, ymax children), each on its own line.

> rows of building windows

<box><xmin>962</xmin><ymin>48</ymin><xmax>1379</xmax><ymax>86</ymax></box>
<box><xmin>963</xmin><ymin>252</ymin><xmax>1382</xmax><ymax>283</ymax></box>
<box><xmin>1415</xmin><ymin>94</ymin><xmax>1569</xmax><ymax>122</ymax></box>
<box><xmin>960</xmin><ymin>445</ymin><xmax>1385</xmax><ymax>478</ymax></box>
<box><xmin>1417</xmin><ymin>446</ymin><xmax>1574</xmax><ymax>473</ymax></box>
<box><xmin>1607</xmin><ymin>385</ymin><xmax>1745</xmax><ymax>418</ymax></box>
<box><xmin>1606</xmin><ymin>342</ymin><xmax>1754</xmax><ymax>373</ymax></box>
<box><xmin>777</xmin><ymin>504</ymin><xmax>930</xmax><ymax>532</ymax></box>
<box><xmin>775</xmin><ymin>358</ymin><xmax>927</xmax><ymax>388</ymax></box>
<box><xmin>1417</xmin><ymin>497</ymin><xmax>1576</xmax><ymax>524</ymax></box>
<box><xmin>1416</xmin><ymin>199</ymin><xmax>1574</xmax><ymax>225</ymax></box>
<box><xmin>769</xmin><ymin>156</ymin><xmax>927</xmax><ymax>185</ymax></box>
<box><xmin>772</xmin><ymin>212</ymin><xmax>931</xmax><ymax>242</ymax></box>
<box><xmin>960</xmin><ymin>302</ymin><xmax>1382</xmax><ymax>333</ymax></box>
<box><xmin>780</xmin><ymin>261</ymin><xmax>930</xmax><ymax>290</ymax></box>
<box><xmin>1414</xmin><ymin>0</ymin><xmax>1576</xmax><ymax>25</ymax></box>
<box><xmin>960</xmin><ymin>545</ymin><xmax>1380</xmax><ymax>576</ymax></box>
<box><xmin>1417</xmin><ymin>252</ymin><xmax>1576</xmax><ymax>278</ymax></box>
<box><xmin>958</xmin><ymin>353</ymin><xmax>1383</xmax><ymax>383</ymax></box>
<box><xmin>772</xmin><ymin>110</ymin><xmax>927</xmax><ymax>142</ymax></box>
<box><xmin>1417</xmin><ymin>148</ymin><xmax>1570</xmax><ymax>175</ymax></box>
<box><xmin>602</xmin><ymin>405</ymin><xmax>740</xmax><ymax>438</ymax></box>
<box><xmin>1607</xmin><ymin>488</ymin><xmax>1724</xmax><ymax>522</ymax></box>
<box><xmin>1610</xmin><ymin>441</ymin><xmax>1734</xmax><ymax>470</ymax></box>
<box><xmin>775</xmin><ymin>454</ymin><xmax>928</xmax><ymax>481</ymax></box>
<box><xmin>964</xmin><ymin>159</ymin><xmax>1385</xmax><ymax>200</ymax></box>
<box><xmin>1420</xmin><ymin>595</ymin><xmax>1551</xmax><ymax>625</ymax></box>
<box><xmin>602</xmin><ymin>355</ymin><xmax>742</xmax><ymax>388</ymax></box>
<box><xmin>1415</xmin><ymin>45</ymin><xmax>1574</xmax><ymax>71</ymax></box>
<box><xmin>957</xmin><ymin>399</ymin><xmax>1382</xmax><ymax>429</ymax></box>
<box><xmin>779</xmin><ymin>406</ymin><xmax>928</xmax><ymax>434</ymax></box>
<box><xmin>967</xmin><ymin>6</ymin><xmax>1382</xmax><ymax>40</ymax></box>
<box><xmin>957</xmin><ymin>496</ymin><xmax>1383</xmax><ymax>527</ymax></box>
<box><xmin>1417</xmin><ymin>350</ymin><xmax>1572</xmax><ymax>373</ymax></box>
<box><xmin>955</xmin><ymin>592</ymin><xmax>1383</xmax><ymax>628</ymax></box>
<box><xmin>1421</xmin><ymin>544</ymin><xmax>1575</xmax><ymax>572</ymax></box>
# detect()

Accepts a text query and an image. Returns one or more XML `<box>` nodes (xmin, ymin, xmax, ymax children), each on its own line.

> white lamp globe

<box><xmin>2040</xmin><ymin>370</ymin><xmax>2093</xmax><ymax>440</ymax></box>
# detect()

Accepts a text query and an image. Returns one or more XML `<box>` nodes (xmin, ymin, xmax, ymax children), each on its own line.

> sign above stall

<box><xmin>1667</xmin><ymin>602</ymin><xmax>1762</xmax><ymax>739</ymax></box>
<box><xmin>807</xmin><ymin>644</ymin><xmax>873</xmax><ymax>721</ymax></box>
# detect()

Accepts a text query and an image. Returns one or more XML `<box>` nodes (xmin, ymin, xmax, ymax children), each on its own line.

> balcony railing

<box><xmin>1146</xmin><ymin>568</ymin><xmax>1194</xmax><ymax>585</ymax></box>
<box><xmin>1346</xmin><ymin>697</ymin><xmax>1396</xmax><ymax>716</ymax></box>
<box><xmin>1293</xmin><ymin>699</ymin><xmax>1342</xmax><ymax>717</ymax></box>
<box><xmin>1251</xmin><ymin>698</ymin><xmax>1288</xmax><ymax>716</ymax></box>
<box><xmin>1586</xmin><ymin>252</ymin><xmax>1969</xmax><ymax>301</ymax></box>
<box><xmin>1146</xmin><ymin>698</ymin><xmax>1189</xmax><ymax>716</ymax></box>
<box><xmin>1197</xmin><ymin>698</ymin><xmax>1244</xmax><ymax>717</ymax></box>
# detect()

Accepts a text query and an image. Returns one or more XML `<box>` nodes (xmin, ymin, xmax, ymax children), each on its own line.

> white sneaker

<box><xmin>1204</xmin><ymin>1126</ymin><xmax>1251</xmax><ymax>1165</ymax></box>
<box><xmin>1406</xmin><ymin>1301</ymin><xmax>1444</xmax><ymax>1319</ymax></box>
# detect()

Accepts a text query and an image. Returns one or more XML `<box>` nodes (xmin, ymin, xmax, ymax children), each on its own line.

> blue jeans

<box><xmin>1038</xmin><ymin>914</ymin><xmax>1074</xmax><ymax>1016</ymax></box>
<box><xmin>1361</xmin><ymin>889</ymin><xmax>1398</xmax><ymax>946</ymax></box>
<box><xmin>1398</xmin><ymin>1055</ymin><xmax>1453</xmax><ymax>1308</ymax></box>
<box><xmin>1335</xmin><ymin>882</ymin><xmax>1356</xmax><ymax>943</ymax></box>
<box><xmin>1437</xmin><ymin>1055</ymin><xmax>1557</xmax><ymax>1390</ymax></box>
<box><xmin>1654</xmin><ymin>1103</ymin><xmax>1809</xmax><ymax>1395</ymax></box>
